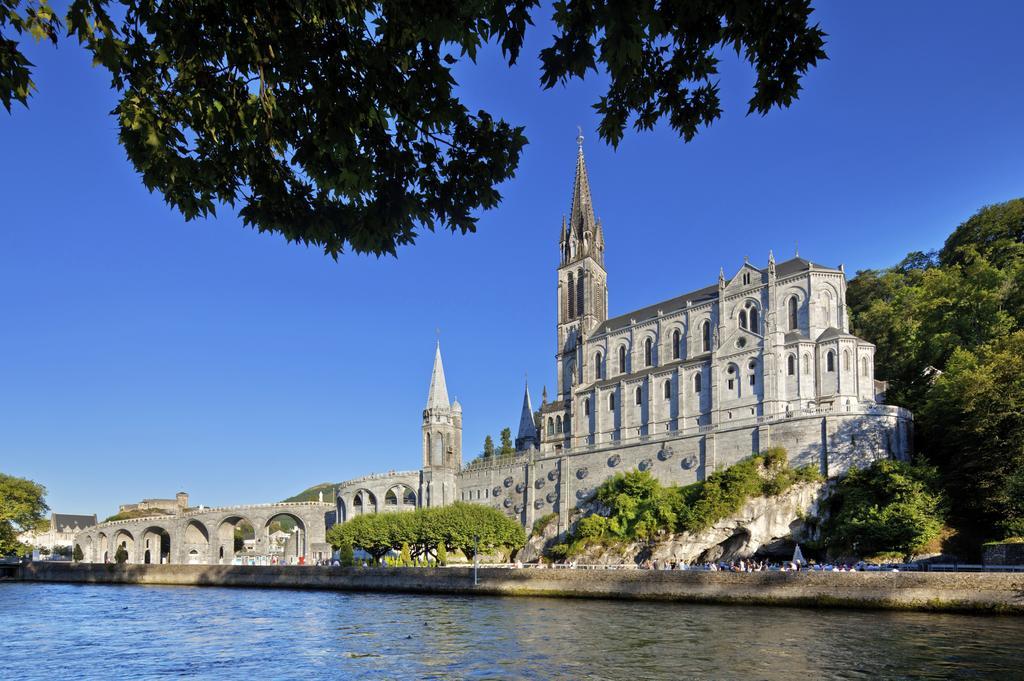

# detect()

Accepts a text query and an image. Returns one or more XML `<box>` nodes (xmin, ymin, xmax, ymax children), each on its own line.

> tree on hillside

<box><xmin>3</xmin><ymin>0</ymin><xmax>826</xmax><ymax>257</ymax></box>
<box><xmin>0</xmin><ymin>473</ymin><xmax>48</xmax><ymax>557</ymax></box>
<box><xmin>498</xmin><ymin>428</ymin><xmax>514</xmax><ymax>456</ymax></box>
<box><xmin>482</xmin><ymin>435</ymin><xmax>495</xmax><ymax>459</ymax></box>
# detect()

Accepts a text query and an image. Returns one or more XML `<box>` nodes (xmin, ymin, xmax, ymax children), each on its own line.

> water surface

<box><xmin>1</xmin><ymin>582</ymin><xmax>1021</xmax><ymax>679</ymax></box>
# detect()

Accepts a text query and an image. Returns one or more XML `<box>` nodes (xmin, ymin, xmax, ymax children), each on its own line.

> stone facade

<box><xmin>329</xmin><ymin>138</ymin><xmax>913</xmax><ymax>537</ymax></box>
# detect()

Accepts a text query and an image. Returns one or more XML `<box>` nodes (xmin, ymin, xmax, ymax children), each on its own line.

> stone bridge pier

<box><xmin>74</xmin><ymin>502</ymin><xmax>335</xmax><ymax>566</ymax></box>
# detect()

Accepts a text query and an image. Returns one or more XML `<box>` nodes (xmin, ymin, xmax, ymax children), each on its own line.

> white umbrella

<box><xmin>793</xmin><ymin>544</ymin><xmax>806</xmax><ymax>565</ymax></box>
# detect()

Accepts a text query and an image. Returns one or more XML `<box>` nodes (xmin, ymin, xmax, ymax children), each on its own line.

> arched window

<box><xmin>576</xmin><ymin>268</ymin><xmax>585</xmax><ymax>317</ymax></box>
<box><xmin>567</xmin><ymin>272</ymin><xmax>575</xmax><ymax>319</ymax></box>
<box><xmin>583</xmin><ymin>399</ymin><xmax>589</xmax><ymax>417</ymax></box>
<box><xmin>827</xmin><ymin>350</ymin><xmax>835</xmax><ymax>372</ymax></box>
<box><xmin>742</xmin><ymin>271</ymin><xmax>751</xmax><ymax>285</ymax></box>
<box><xmin>608</xmin><ymin>393</ymin><xmax>615</xmax><ymax>411</ymax></box>
<box><xmin>618</xmin><ymin>345</ymin><xmax>627</xmax><ymax>373</ymax></box>
<box><xmin>556</xmin><ymin>415</ymin><xmax>562</xmax><ymax>433</ymax></box>
<box><xmin>663</xmin><ymin>380</ymin><xmax>671</xmax><ymax>399</ymax></box>
<box><xmin>672</xmin><ymin>329</ymin><xmax>681</xmax><ymax>359</ymax></box>
<box><xmin>635</xmin><ymin>386</ymin><xmax>642</xmax><ymax>405</ymax></box>
<box><xmin>749</xmin><ymin>307</ymin><xmax>759</xmax><ymax>333</ymax></box>
<box><xmin>748</xmin><ymin>360</ymin><xmax>757</xmax><ymax>386</ymax></box>
<box><xmin>694</xmin><ymin>373</ymin><xmax>702</xmax><ymax>393</ymax></box>
<box><xmin>702</xmin><ymin>320</ymin><xmax>711</xmax><ymax>352</ymax></box>
<box><xmin>547</xmin><ymin>417</ymin><xmax>554</xmax><ymax>436</ymax></box>
<box><xmin>861</xmin><ymin>356</ymin><xmax>869</xmax><ymax>377</ymax></box>
<box><xmin>802</xmin><ymin>354</ymin><xmax>810</xmax><ymax>373</ymax></box>
<box><xmin>738</xmin><ymin>309</ymin><xmax>747</xmax><ymax>330</ymax></box>
<box><xmin>843</xmin><ymin>350</ymin><xmax>850</xmax><ymax>371</ymax></box>
<box><xmin>788</xmin><ymin>296</ymin><xmax>798</xmax><ymax>331</ymax></box>
<box><xmin>595</xmin><ymin>352</ymin><xmax>603</xmax><ymax>379</ymax></box>
<box><xmin>726</xmin><ymin>365</ymin><xmax>736</xmax><ymax>391</ymax></box>
<box><xmin>644</xmin><ymin>338</ymin><xmax>653</xmax><ymax>366</ymax></box>
<box><xmin>787</xmin><ymin>354</ymin><xmax>796</xmax><ymax>376</ymax></box>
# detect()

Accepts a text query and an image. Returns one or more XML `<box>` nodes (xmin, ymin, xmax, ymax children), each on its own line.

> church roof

<box><xmin>817</xmin><ymin>327</ymin><xmax>858</xmax><ymax>341</ymax></box>
<box><xmin>426</xmin><ymin>343</ymin><xmax>450</xmax><ymax>410</ymax></box>
<box><xmin>592</xmin><ymin>257</ymin><xmax>833</xmax><ymax>337</ymax></box>
<box><xmin>51</xmin><ymin>513</ymin><xmax>97</xmax><ymax>532</ymax></box>
<box><xmin>516</xmin><ymin>382</ymin><xmax>538</xmax><ymax>441</ymax></box>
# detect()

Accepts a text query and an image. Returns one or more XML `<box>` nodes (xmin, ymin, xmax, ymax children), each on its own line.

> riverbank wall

<box><xmin>15</xmin><ymin>562</ymin><xmax>1024</xmax><ymax>613</ymax></box>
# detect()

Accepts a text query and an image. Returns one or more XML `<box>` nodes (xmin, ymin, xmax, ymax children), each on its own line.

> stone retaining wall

<box><xmin>16</xmin><ymin>563</ymin><xmax>1024</xmax><ymax>614</ymax></box>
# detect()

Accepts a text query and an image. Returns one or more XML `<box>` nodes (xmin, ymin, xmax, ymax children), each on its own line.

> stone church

<box><xmin>332</xmin><ymin>139</ymin><xmax>913</xmax><ymax>537</ymax></box>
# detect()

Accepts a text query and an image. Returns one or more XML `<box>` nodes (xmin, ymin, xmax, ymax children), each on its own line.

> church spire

<box><xmin>568</xmin><ymin>130</ymin><xmax>597</xmax><ymax>250</ymax></box>
<box><xmin>515</xmin><ymin>380</ymin><xmax>538</xmax><ymax>451</ymax></box>
<box><xmin>426</xmin><ymin>342</ymin><xmax>450</xmax><ymax>410</ymax></box>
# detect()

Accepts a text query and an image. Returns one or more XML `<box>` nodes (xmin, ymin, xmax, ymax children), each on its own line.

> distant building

<box><xmin>118</xmin><ymin>492</ymin><xmax>189</xmax><ymax>515</ymax></box>
<box><xmin>19</xmin><ymin>513</ymin><xmax>97</xmax><ymax>553</ymax></box>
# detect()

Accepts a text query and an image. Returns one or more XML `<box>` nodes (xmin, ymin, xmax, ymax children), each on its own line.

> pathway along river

<box><xmin>2</xmin><ymin>582</ymin><xmax>1023</xmax><ymax>679</ymax></box>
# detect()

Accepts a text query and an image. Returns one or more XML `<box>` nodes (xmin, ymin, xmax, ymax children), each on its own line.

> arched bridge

<box><xmin>334</xmin><ymin>470</ymin><xmax>422</xmax><ymax>523</ymax></box>
<box><xmin>73</xmin><ymin>501</ymin><xmax>334</xmax><ymax>565</ymax></box>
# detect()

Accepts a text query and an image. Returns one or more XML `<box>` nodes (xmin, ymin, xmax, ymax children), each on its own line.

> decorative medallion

<box><xmin>547</xmin><ymin>470</ymin><xmax>558</xmax><ymax>481</ymax></box>
<box><xmin>503</xmin><ymin>498</ymin><xmax>513</xmax><ymax>508</ymax></box>
<box><xmin>535</xmin><ymin>479</ymin><xmax>545</xmax><ymax>489</ymax></box>
<box><xmin>514</xmin><ymin>504</ymin><xmax>524</xmax><ymax>514</ymax></box>
<box><xmin>681</xmin><ymin>455</ymin><xmax>697</xmax><ymax>470</ymax></box>
<box><xmin>576</xmin><ymin>467</ymin><xmax>589</xmax><ymax>480</ymax></box>
<box><xmin>515</xmin><ymin>482</ymin><xmax>526</xmax><ymax>494</ymax></box>
<box><xmin>608</xmin><ymin>454</ymin><xmax>621</xmax><ymax>467</ymax></box>
<box><xmin>639</xmin><ymin>458</ymin><xmax>653</xmax><ymax>471</ymax></box>
<box><xmin>546</xmin><ymin>492</ymin><xmax>557</xmax><ymax>504</ymax></box>
<box><xmin>534</xmin><ymin>500</ymin><xmax>545</xmax><ymax>510</ymax></box>
<box><xmin>658</xmin><ymin>446</ymin><xmax>674</xmax><ymax>461</ymax></box>
<box><xmin>504</xmin><ymin>476</ymin><xmax>513</xmax><ymax>488</ymax></box>
<box><xmin>492</xmin><ymin>486</ymin><xmax>501</xmax><ymax>497</ymax></box>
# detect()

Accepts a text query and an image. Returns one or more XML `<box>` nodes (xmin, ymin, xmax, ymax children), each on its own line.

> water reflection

<box><xmin>1</xmin><ymin>583</ymin><xmax>1021</xmax><ymax>680</ymax></box>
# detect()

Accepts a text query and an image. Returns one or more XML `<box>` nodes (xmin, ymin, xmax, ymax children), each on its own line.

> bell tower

<box><xmin>556</xmin><ymin>132</ymin><xmax>608</xmax><ymax>399</ymax></box>
<box><xmin>420</xmin><ymin>342</ymin><xmax>461</xmax><ymax>507</ymax></box>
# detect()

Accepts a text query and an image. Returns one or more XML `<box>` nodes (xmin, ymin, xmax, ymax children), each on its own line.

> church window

<box><xmin>644</xmin><ymin>338</ymin><xmax>653</xmax><ymax>366</ymax></box>
<box><xmin>664</xmin><ymin>380</ymin><xmax>671</xmax><ymax>399</ymax></box>
<box><xmin>802</xmin><ymin>354</ymin><xmax>810</xmax><ymax>373</ymax></box>
<box><xmin>727</xmin><ymin>365</ymin><xmax>736</xmax><ymax>391</ymax></box>
<box><xmin>787</xmin><ymin>354</ymin><xmax>796</xmax><ymax>376</ymax></box>
<box><xmin>749</xmin><ymin>307</ymin><xmax>759</xmax><ymax>333</ymax></box>
<box><xmin>827</xmin><ymin>351</ymin><xmax>835</xmax><ymax>372</ymax></box>
<box><xmin>788</xmin><ymin>296</ymin><xmax>798</xmax><ymax>331</ymax></box>
<box><xmin>595</xmin><ymin>352</ymin><xmax>603</xmax><ymax>380</ymax></box>
<box><xmin>861</xmin><ymin>356</ymin><xmax>869</xmax><ymax>377</ymax></box>
<box><xmin>843</xmin><ymin>350</ymin><xmax>850</xmax><ymax>371</ymax></box>
<box><xmin>608</xmin><ymin>393</ymin><xmax>616</xmax><ymax>411</ymax></box>
<box><xmin>618</xmin><ymin>345</ymin><xmax>627</xmax><ymax>373</ymax></box>
<box><xmin>547</xmin><ymin>418</ymin><xmax>554</xmax><ymax>436</ymax></box>
<box><xmin>743</xmin><ymin>272</ymin><xmax>751</xmax><ymax>285</ymax></box>
<box><xmin>738</xmin><ymin>309</ymin><xmax>747</xmax><ymax>330</ymax></box>
<box><xmin>556</xmin><ymin>415</ymin><xmax>562</xmax><ymax>433</ymax></box>
<box><xmin>567</xmin><ymin>272</ymin><xmax>575</xmax><ymax>318</ymax></box>
<box><xmin>672</xmin><ymin>329</ymin><xmax>681</xmax><ymax>359</ymax></box>
<box><xmin>583</xmin><ymin>399</ymin><xmax>590</xmax><ymax>417</ymax></box>
<box><xmin>635</xmin><ymin>387</ymin><xmax>642</xmax><ymax>405</ymax></box>
<box><xmin>694</xmin><ymin>373</ymin><xmax>702</xmax><ymax>393</ymax></box>
<box><xmin>702</xmin><ymin>321</ymin><xmax>711</xmax><ymax>352</ymax></box>
<box><xmin>576</xmin><ymin>269</ymin><xmax>585</xmax><ymax>317</ymax></box>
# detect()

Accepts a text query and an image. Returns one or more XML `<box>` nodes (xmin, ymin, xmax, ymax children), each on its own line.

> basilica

<box><xmin>331</xmin><ymin>139</ymin><xmax>913</xmax><ymax>537</ymax></box>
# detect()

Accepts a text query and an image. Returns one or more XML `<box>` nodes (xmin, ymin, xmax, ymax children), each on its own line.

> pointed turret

<box><xmin>515</xmin><ymin>381</ymin><xmax>539</xmax><ymax>451</ymax></box>
<box><xmin>426</xmin><ymin>342</ymin><xmax>450</xmax><ymax>410</ymax></box>
<box><xmin>567</xmin><ymin>131</ymin><xmax>597</xmax><ymax>259</ymax></box>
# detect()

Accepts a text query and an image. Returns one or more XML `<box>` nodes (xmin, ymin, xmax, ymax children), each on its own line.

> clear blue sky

<box><xmin>2</xmin><ymin>2</ymin><xmax>1022</xmax><ymax>520</ymax></box>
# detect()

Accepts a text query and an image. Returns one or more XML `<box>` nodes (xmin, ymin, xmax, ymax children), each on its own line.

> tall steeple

<box><xmin>426</xmin><ymin>342</ymin><xmax>449</xmax><ymax>410</ymax></box>
<box><xmin>515</xmin><ymin>381</ymin><xmax>539</xmax><ymax>451</ymax></box>
<box><xmin>569</xmin><ymin>129</ymin><xmax>597</xmax><ymax>245</ymax></box>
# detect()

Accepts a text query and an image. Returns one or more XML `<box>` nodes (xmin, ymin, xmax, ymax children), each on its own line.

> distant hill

<box><xmin>282</xmin><ymin>482</ymin><xmax>337</xmax><ymax>503</ymax></box>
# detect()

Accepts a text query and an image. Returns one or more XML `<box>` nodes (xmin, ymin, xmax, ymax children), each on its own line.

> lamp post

<box><xmin>473</xmin><ymin>534</ymin><xmax>479</xmax><ymax>586</ymax></box>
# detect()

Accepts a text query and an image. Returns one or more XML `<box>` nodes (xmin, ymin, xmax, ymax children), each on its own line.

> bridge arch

<box><xmin>264</xmin><ymin>513</ymin><xmax>306</xmax><ymax>563</ymax></box>
<box><xmin>141</xmin><ymin>525</ymin><xmax>172</xmax><ymax>564</ymax></box>
<box><xmin>97</xmin><ymin>532</ymin><xmax>109</xmax><ymax>563</ymax></box>
<box><xmin>336</xmin><ymin>496</ymin><xmax>347</xmax><ymax>524</ymax></box>
<box><xmin>216</xmin><ymin>515</ymin><xmax>256</xmax><ymax>564</ymax></box>
<box><xmin>351</xmin><ymin>489</ymin><xmax>377</xmax><ymax>515</ymax></box>
<box><xmin>385</xmin><ymin>484</ymin><xmax>417</xmax><ymax>509</ymax></box>
<box><xmin>182</xmin><ymin>520</ymin><xmax>210</xmax><ymax>564</ymax></box>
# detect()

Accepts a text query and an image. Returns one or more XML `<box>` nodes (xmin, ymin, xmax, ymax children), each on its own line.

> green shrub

<box><xmin>532</xmin><ymin>513</ymin><xmax>557</xmax><ymax>537</ymax></box>
<box><xmin>72</xmin><ymin>544</ymin><xmax>83</xmax><ymax>562</ymax></box>
<box><xmin>399</xmin><ymin>542</ymin><xmax>411</xmax><ymax>566</ymax></box>
<box><xmin>337</xmin><ymin>540</ymin><xmax>355</xmax><ymax>567</ymax></box>
<box><xmin>114</xmin><ymin>545</ymin><xmax>128</xmax><ymax>564</ymax></box>
<box><xmin>436</xmin><ymin>542</ymin><xmax>447</xmax><ymax>566</ymax></box>
<box><xmin>575</xmin><ymin>515</ymin><xmax>608</xmax><ymax>540</ymax></box>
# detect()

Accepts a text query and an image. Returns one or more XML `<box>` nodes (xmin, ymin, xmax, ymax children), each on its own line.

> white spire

<box><xmin>426</xmin><ymin>342</ymin><xmax>450</xmax><ymax>410</ymax></box>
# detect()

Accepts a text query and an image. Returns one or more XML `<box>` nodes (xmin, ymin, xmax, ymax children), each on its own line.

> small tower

<box><xmin>515</xmin><ymin>381</ymin><xmax>539</xmax><ymax>451</ymax></box>
<box><xmin>420</xmin><ymin>342</ymin><xmax>462</xmax><ymax>507</ymax></box>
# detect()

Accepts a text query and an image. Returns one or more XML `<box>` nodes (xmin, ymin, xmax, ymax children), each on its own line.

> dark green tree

<box><xmin>72</xmin><ymin>544</ymin><xmax>84</xmax><ymax>562</ymax></box>
<box><xmin>337</xmin><ymin>539</ymin><xmax>355</xmax><ymax>567</ymax></box>
<box><xmin>436</xmin><ymin>541</ymin><xmax>448</xmax><ymax>566</ymax></box>
<box><xmin>3</xmin><ymin>0</ymin><xmax>825</xmax><ymax>257</ymax></box>
<box><xmin>482</xmin><ymin>435</ymin><xmax>495</xmax><ymax>459</ymax></box>
<box><xmin>114</xmin><ymin>544</ymin><xmax>129</xmax><ymax>564</ymax></box>
<box><xmin>498</xmin><ymin>427</ymin><xmax>514</xmax><ymax>456</ymax></box>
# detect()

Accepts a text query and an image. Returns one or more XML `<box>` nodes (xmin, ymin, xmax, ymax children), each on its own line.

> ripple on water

<box><xmin>1</xmin><ymin>583</ymin><xmax>1022</xmax><ymax>680</ymax></box>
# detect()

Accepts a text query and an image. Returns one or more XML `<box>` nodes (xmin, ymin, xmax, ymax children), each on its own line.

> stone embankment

<box><xmin>16</xmin><ymin>562</ymin><xmax>1024</xmax><ymax>614</ymax></box>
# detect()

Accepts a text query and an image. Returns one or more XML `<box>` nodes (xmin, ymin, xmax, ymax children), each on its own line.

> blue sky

<box><xmin>2</xmin><ymin>2</ymin><xmax>1022</xmax><ymax>519</ymax></box>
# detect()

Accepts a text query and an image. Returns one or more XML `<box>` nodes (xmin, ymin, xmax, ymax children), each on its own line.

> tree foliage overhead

<box><xmin>846</xmin><ymin>198</ymin><xmax>1024</xmax><ymax>548</ymax></box>
<box><xmin>0</xmin><ymin>472</ymin><xmax>49</xmax><ymax>557</ymax></box>
<box><xmin>4</xmin><ymin>0</ymin><xmax>825</xmax><ymax>257</ymax></box>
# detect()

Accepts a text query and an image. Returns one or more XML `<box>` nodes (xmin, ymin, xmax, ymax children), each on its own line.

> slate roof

<box><xmin>817</xmin><ymin>327</ymin><xmax>858</xmax><ymax>341</ymax></box>
<box><xmin>592</xmin><ymin>257</ymin><xmax>833</xmax><ymax>337</ymax></box>
<box><xmin>51</xmin><ymin>513</ymin><xmax>97</xmax><ymax>532</ymax></box>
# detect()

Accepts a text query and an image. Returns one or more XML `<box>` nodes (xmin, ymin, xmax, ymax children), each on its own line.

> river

<box><xmin>1</xmin><ymin>582</ymin><xmax>1022</xmax><ymax>679</ymax></box>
